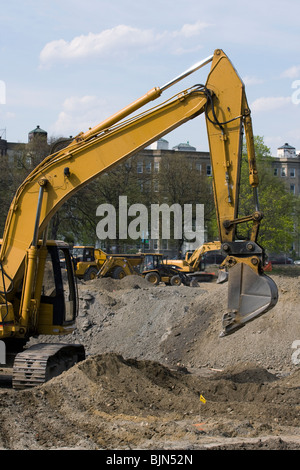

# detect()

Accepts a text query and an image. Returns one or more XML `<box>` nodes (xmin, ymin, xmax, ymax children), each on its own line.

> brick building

<box><xmin>1</xmin><ymin>126</ymin><xmax>299</xmax><ymax>256</ymax></box>
<box><xmin>271</xmin><ymin>143</ymin><xmax>300</xmax><ymax>195</ymax></box>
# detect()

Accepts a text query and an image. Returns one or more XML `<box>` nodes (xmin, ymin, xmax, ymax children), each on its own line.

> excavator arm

<box><xmin>204</xmin><ymin>50</ymin><xmax>277</xmax><ymax>335</ymax></box>
<box><xmin>0</xmin><ymin>49</ymin><xmax>277</xmax><ymax>342</ymax></box>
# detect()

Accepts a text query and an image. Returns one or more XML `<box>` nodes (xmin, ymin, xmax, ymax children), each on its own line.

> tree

<box><xmin>237</xmin><ymin>136</ymin><xmax>295</xmax><ymax>254</ymax></box>
<box><xmin>51</xmin><ymin>155</ymin><xmax>147</xmax><ymax>250</ymax></box>
<box><xmin>157</xmin><ymin>153</ymin><xmax>215</xmax><ymax>255</ymax></box>
<box><xmin>0</xmin><ymin>136</ymin><xmax>50</xmax><ymax>235</ymax></box>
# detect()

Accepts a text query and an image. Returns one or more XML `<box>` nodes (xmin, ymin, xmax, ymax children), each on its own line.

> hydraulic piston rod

<box><xmin>78</xmin><ymin>54</ymin><xmax>214</xmax><ymax>141</ymax></box>
<box><xmin>160</xmin><ymin>55</ymin><xmax>214</xmax><ymax>92</ymax></box>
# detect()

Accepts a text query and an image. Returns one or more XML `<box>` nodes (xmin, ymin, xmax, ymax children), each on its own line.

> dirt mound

<box><xmin>87</xmin><ymin>274</ymin><xmax>153</xmax><ymax>292</ymax></box>
<box><xmin>53</xmin><ymin>273</ymin><xmax>300</xmax><ymax>375</ymax></box>
<box><xmin>1</xmin><ymin>353</ymin><xmax>299</xmax><ymax>450</ymax></box>
<box><xmin>3</xmin><ymin>272</ymin><xmax>300</xmax><ymax>450</ymax></box>
<box><xmin>212</xmin><ymin>362</ymin><xmax>278</xmax><ymax>383</ymax></box>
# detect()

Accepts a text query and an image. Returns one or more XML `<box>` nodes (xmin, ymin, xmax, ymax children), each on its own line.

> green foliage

<box><xmin>238</xmin><ymin>136</ymin><xmax>295</xmax><ymax>254</ymax></box>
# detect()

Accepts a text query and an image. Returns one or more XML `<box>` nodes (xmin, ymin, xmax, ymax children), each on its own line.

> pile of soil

<box><xmin>1</xmin><ymin>272</ymin><xmax>300</xmax><ymax>450</ymax></box>
<box><xmin>62</xmin><ymin>273</ymin><xmax>300</xmax><ymax>374</ymax></box>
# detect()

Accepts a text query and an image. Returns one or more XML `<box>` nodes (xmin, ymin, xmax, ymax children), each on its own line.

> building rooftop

<box><xmin>278</xmin><ymin>143</ymin><xmax>295</xmax><ymax>150</ymax></box>
<box><xmin>172</xmin><ymin>141</ymin><xmax>196</xmax><ymax>152</ymax></box>
<box><xmin>28</xmin><ymin>125</ymin><xmax>47</xmax><ymax>135</ymax></box>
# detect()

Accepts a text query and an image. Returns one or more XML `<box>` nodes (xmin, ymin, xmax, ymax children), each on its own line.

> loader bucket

<box><xmin>220</xmin><ymin>262</ymin><xmax>278</xmax><ymax>336</ymax></box>
<box><xmin>216</xmin><ymin>269</ymin><xmax>228</xmax><ymax>284</ymax></box>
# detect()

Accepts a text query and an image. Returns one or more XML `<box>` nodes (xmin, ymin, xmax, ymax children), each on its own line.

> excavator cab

<box><xmin>38</xmin><ymin>242</ymin><xmax>78</xmax><ymax>333</ymax></box>
<box><xmin>72</xmin><ymin>246</ymin><xmax>95</xmax><ymax>263</ymax></box>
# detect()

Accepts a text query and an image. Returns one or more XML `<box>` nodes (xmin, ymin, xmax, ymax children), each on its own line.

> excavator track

<box><xmin>12</xmin><ymin>343</ymin><xmax>85</xmax><ymax>390</ymax></box>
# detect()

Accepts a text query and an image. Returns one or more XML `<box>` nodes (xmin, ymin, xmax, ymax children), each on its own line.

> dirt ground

<box><xmin>0</xmin><ymin>270</ymin><xmax>300</xmax><ymax>450</ymax></box>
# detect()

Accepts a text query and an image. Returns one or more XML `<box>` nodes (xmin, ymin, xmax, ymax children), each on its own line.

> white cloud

<box><xmin>242</xmin><ymin>75</ymin><xmax>264</xmax><ymax>86</ymax></box>
<box><xmin>39</xmin><ymin>22</ymin><xmax>211</xmax><ymax>68</ymax></box>
<box><xmin>50</xmin><ymin>95</ymin><xmax>109</xmax><ymax>137</ymax></box>
<box><xmin>251</xmin><ymin>96</ymin><xmax>291</xmax><ymax>112</ymax></box>
<box><xmin>281</xmin><ymin>65</ymin><xmax>300</xmax><ymax>79</ymax></box>
<box><xmin>177</xmin><ymin>21</ymin><xmax>211</xmax><ymax>38</ymax></box>
<box><xmin>40</xmin><ymin>26</ymin><xmax>153</xmax><ymax>66</ymax></box>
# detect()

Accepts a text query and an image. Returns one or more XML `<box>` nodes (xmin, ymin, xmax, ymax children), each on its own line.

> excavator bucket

<box><xmin>220</xmin><ymin>262</ymin><xmax>278</xmax><ymax>336</ymax></box>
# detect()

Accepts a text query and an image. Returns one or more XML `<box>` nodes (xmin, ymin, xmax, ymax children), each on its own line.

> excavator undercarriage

<box><xmin>11</xmin><ymin>343</ymin><xmax>85</xmax><ymax>390</ymax></box>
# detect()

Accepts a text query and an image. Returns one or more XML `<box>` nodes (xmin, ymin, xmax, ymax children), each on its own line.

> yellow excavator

<box><xmin>0</xmin><ymin>49</ymin><xmax>278</xmax><ymax>388</ymax></box>
<box><xmin>166</xmin><ymin>241</ymin><xmax>223</xmax><ymax>282</ymax></box>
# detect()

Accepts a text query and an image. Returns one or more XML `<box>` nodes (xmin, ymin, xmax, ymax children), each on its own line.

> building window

<box><xmin>290</xmin><ymin>168</ymin><xmax>296</xmax><ymax>178</ymax></box>
<box><xmin>196</xmin><ymin>162</ymin><xmax>202</xmax><ymax>172</ymax></box>
<box><xmin>154</xmin><ymin>161</ymin><xmax>160</xmax><ymax>173</ymax></box>
<box><xmin>162</xmin><ymin>239</ymin><xmax>168</xmax><ymax>250</ymax></box>
<box><xmin>25</xmin><ymin>155</ymin><xmax>33</xmax><ymax>167</ymax></box>
<box><xmin>206</xmin><ymin>164</ymin><xmax>212</xmax><ymax>176</ymax></box>
<box><xmin>137</xmin><ymin>161</ymin><xmax>143</xmax><ymax>173</ymax></box>
<box><xmin>281</xmin><ymin>167</ymin><xmax>286</xmax><ymax>177</ymax></box>
<box><xmin>274</xmin><ymin>168</ymin><xmax>278</xmax><ymax>176</ymax></box>
<box><xmin>145</xmin><ymin>162</ymin><xmax>152</xmax><ymax>173</ymax></box>
<box><xmin>290</xmin><ymin>184</ymin><xmax>296</xmax><ymax>194</ymax></box>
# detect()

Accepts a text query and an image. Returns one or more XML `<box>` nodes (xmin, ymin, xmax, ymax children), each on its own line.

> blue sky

<box><xmin>1</xmin><ymin>0</ymin><xmax>299</xmax><ymax>155</ymax></box>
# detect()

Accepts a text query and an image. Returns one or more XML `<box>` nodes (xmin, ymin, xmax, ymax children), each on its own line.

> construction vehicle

<box><xmin>71</xmin><ymin>245</ymin><xmax>97</xmax><ymax>280</ymax></box>
<box><xmin>95</xmin><ymin>251</ymin><xmax>144</xmax><ymax>279</ymax></box>
<box><xmin>0</xmin><ymin>49</ymin><xmax>278</xmax><ymax>389</ymax></box>
<box><xmin>139</xmin><ymin>254</ymin><xmax>191</xmax><ymax>286</ymax></box>
<box><xmin>72</xmin><ymin>245</ymin><xmax>145</xmax><ymax>280</ymax></box>
<box><xmin>98</xmin><ymin>252</ymin><xmax>192</xmax><ymax>286</ymax></box>
<box><xmin>166</xmin><ymin>241</ymin><xmax>224</xmax><ymax>282</ymax></box>
<box><xmin>72</xmin><ymin>244</ymin><xmax>208</xmax><ymax>284</ymax></box>
<box><xmin>72</xmin><ymin>245</ymin><xmax>166</xmax><ymax>281</ymax></box>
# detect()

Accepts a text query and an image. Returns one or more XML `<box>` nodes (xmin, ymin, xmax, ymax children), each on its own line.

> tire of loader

<box><xmin>170</xmin><ymin>275</ymin><xmax>182</xmax><ymax>286</ymax></box>
<box><xmin>112</xmin><ymin>266</ymin><xmax>126</xmax><ymax>279</ymax></box>
<box><xmin>145</xmin><ymin>272</ymin><xmax>160</xmax><ymax>285</ymax></box>
<box><xmin>83</xmin><ymin>266</ymin><xmax>98</xmax><ymax>281</ymax></box>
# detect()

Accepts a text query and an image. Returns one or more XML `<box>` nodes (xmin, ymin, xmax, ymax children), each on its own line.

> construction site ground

<box><xmin>0</xmin><ymin>267</ymin><xmax>300</xmax><ymax>451</ymax></box>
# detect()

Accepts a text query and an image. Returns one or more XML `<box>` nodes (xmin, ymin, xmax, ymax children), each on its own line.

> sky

<box><xmin>1</xmin><ymin>0</ymin><xmax>300</xmax><ymax>156</ymax></box>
